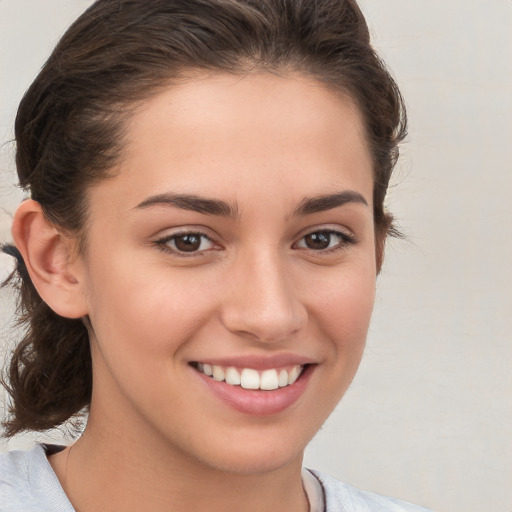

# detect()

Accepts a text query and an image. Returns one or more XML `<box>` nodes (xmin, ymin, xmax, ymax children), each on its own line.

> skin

<box><xmin>15</xmin><ymin>72</ymin><xmax>378</xmax><ymax>512</ymax></box>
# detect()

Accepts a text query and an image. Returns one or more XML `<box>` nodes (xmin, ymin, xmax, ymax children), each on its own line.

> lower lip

<box><xmin>194</xmin><ymin>365</ymin><xmax>314</xmax><ymax>416</ymax></box>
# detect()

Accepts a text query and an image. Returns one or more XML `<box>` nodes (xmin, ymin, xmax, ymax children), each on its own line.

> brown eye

<box><xmin>156</xmin><ymin>232</ymin><xmax>216</xmax><ymax>254</ymax></box>
<box><xmin>173</xmin><ymin>234</ymin><xmax>202</xmax><ymax>252</ymax></box>
<box><xmin>303</xmin><ymin>232</ymin><xmax>331</xmax><ymax>250</ymax></box>
<box><xmin>295</xmin><ymin>230</ymin><xmax>356</xmax><ymax>252</ymax></box>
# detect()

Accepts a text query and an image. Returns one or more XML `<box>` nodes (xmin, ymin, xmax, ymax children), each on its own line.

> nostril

<box><xmin>220</xmin><ymin>303</ymin><xmax>307</xmax><ymax>343</ymax></box>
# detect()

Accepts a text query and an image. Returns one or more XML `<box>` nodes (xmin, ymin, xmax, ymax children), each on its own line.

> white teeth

<box><xmin>197</xmin><ymin>363</ymin><xmax>304</xmax><ymax>390</ymax></box>
<box><xmin>288</xmin><ymin>366</ymin><xmax>300</xmax><ymax>385</ymax></box>
<box><xmin>225</xmin><ymin>367</ymin><xmax>241</xmax><ymax>386</ymax></box>
<box><xmin>212</xmin><ymin>366</ymin><xmax>225</xmax><ymax>381</ymax></box>
<box><xmin>260</xmin><ymin>369</ymin><xmax>279</xmax><ymax>390</ymax></box>
<box><xmin>241</xmin><ymin>368</ymin><xmax>260</xmax><ymax>389</ymax></box>
<box><xmin>278</xmin><ymin>369</ymin><xmax>289</xmax><ymax>387</ymax></box>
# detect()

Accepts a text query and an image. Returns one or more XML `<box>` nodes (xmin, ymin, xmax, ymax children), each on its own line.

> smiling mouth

<box><xmin>191</xmin><ymin>363</ymin><xmax>305</xmax><ymax>391</ymax></box>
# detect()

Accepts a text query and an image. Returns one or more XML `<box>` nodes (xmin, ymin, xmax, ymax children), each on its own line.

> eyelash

<box><xmin>153</xmin><ymin>231</ymin><xmax>218</xmax><ymax>256</ymax></box>
<box><xmin>153</xmin><ymin>228</ymin><xmax>357</xmax><ymax>257</ymax></box>
<box><xmin>293</xmin><ymin>229</ymin><xmax>357</xmax><ymax>253</ymax></box>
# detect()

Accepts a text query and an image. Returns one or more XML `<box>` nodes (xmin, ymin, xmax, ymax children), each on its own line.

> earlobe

<box><xmin>11</xmin><ymin>199</ymin><xmax>88</xmax><ymax>319</ymax></box>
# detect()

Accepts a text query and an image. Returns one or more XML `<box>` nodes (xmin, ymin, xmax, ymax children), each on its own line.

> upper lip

<box><xmin>190</xmin><ymin>353</ymin><xmax>316</xmax><ymax>370</ymax></box>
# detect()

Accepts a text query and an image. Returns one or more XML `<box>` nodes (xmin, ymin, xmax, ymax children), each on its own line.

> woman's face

<box><xmin>78</xmin><ymin>73</ymin><xmax>377</xmax><ymax>473</ymax></box>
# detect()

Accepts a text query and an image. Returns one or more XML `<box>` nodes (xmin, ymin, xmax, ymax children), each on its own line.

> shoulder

<box><xmin>0</xmin><ymin>447</ymin><xmax>35</xmax><ymax>511</ymax></box>
<box><xmin>308</xmin><ymin>470</ymin><xmax>433</xmax><ymax>512</ymax></box>
<box><xmin>0</xmin><ymin>444</ymin><xmax>74</xmax><ymax>512</ymax></box>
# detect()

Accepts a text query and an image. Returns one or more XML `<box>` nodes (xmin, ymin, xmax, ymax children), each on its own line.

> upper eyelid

<box><xmin>292</xmin><ymin>227</ymin><xmax>358</xmax><ymax>251</ymax></box>
<box><xmin>297</xmin><ymin>230</ymin><xmax>355</xmax><ymax>242</ymax></box>
<box><xmin>153</xmin><ymin>226</ymin><xmax>218</xmax><ymax>241</ymax></box>
<box><xmin>153</xmin><ymin>229</ymin><xmax>221</xmax><ymax>253</ymax></box>
<box><xmin>294</xmin><ymin>224</ymin><xmax>356</xmax><ymax>241</ymax></box>
<box><xmin>151</xmin><ymin>224</ymin><xmax>356</xmax><ymax>246</ymax></box>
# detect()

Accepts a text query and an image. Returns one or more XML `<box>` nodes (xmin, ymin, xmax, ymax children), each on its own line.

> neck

<box><xmin>49</xmin><ymin>413</ymin><xmax>309</xmax><ymax>512</ymax></box>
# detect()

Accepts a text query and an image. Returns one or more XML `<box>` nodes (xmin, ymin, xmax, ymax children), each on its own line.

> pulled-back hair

<box><xmin>1</xmin><ymin>0</ymin><xmax>407</xmax><ymax>436</ymax></box>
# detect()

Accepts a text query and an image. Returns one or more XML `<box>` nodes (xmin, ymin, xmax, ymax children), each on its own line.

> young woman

<box><xmin>0</xmin><ymin>1</ymin><xmax>432</xmax><ymax>510</ymax></box>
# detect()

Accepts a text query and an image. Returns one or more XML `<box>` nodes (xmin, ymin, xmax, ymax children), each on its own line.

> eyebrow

<box><xmin>293</xmin><ymin>191</ymin><xmax>368</xmax><ymax>217</ymax></box>
<box><xmin>135</xmin><ymin>190</ymin><xmax>367</xmax><ymax>218</ymax></box>
<box><xmin>135</xmin><ymin>193</ymin><xmax>239</xmax><ymax>218</ymax></box>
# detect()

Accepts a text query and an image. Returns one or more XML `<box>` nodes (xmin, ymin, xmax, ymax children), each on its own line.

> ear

<box><xmin>11</xmin><ymin>199</ymin><xmax>88</xmax><ymax>319</ymax></box>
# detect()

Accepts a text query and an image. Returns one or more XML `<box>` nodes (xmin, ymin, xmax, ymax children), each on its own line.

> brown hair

<box><xmin>1</xmin><ymin>0</ymin><xmax>407</xmax><ymax>436</ymax></box>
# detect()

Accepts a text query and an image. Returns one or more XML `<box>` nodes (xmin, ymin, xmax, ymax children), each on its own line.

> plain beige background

<box><xmin>1</xmin><ymin>2</ymin><xmax>511</xmax><ymax>512</ymax></box>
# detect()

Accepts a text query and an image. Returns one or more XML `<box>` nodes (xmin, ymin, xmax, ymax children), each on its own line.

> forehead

<box><xmin>91</xmin><ymin>72</ymin><xmax>373</xmax><ymax>215</ymax></box>
<box><xmin>125</xmin><ymin>72</ymin><xmax>368</xmax><ymax>153</ymax></box>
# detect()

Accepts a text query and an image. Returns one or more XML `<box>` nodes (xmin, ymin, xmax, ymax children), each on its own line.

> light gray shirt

<box><xmin>0</xmin><ymin>445</ymin><xmax>432</xmax><ymax>511</ymax></box>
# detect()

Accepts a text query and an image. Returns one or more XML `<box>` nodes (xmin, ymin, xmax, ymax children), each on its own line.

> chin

<box><xmin>175</xmin><ymin>429</ymin><xmax>309</xmax><ymax>475</ymax></box>
<box><xmin>202</xmin><ymin>446</ymin><xmax>304</xmax><ymax>475</ymax></box>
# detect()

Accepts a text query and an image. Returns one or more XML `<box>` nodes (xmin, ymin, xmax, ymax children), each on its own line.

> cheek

<box><xmin>294</xmin><ymin>262</ymin><xmax>375</xmax><ymax>425</ymax></box>
<box><xmin>306</xmin><ymin>261</ymin><xmax>376</xmax><ymax>360</ymax></box>
<box><xmin>83</xmin><ymin>254</ymin><xmax>218</xmax><ymax>359</ymax></box>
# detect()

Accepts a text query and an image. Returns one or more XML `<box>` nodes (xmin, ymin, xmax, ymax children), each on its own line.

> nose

<box><xmin>220</xmin><ymin>249</ymin><xmax>307</xmax><ymax>343</ymax></box>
